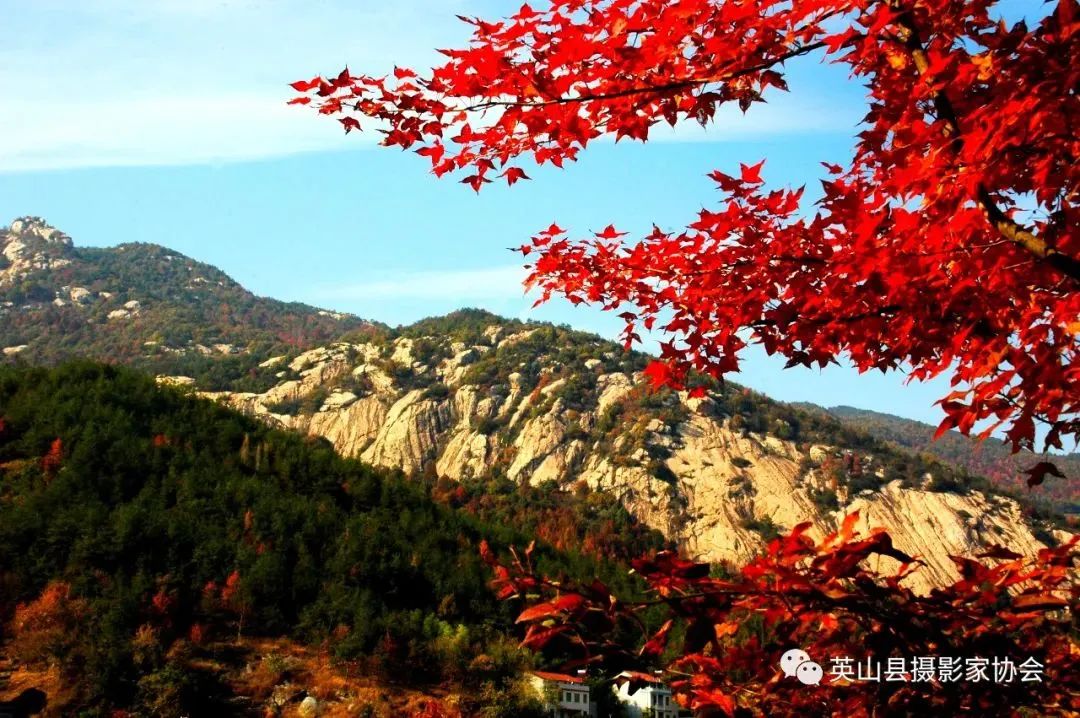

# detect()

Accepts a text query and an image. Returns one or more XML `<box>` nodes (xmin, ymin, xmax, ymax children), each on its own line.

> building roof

<box><xmin>530</xmin><ymin>670</ymin><xmax>588</xmax><ymax>685</ymax></box>
<box><xmin>618</xmin><ymin>670</ymin><xmax>666</xmax><ymax>684</ymax></box>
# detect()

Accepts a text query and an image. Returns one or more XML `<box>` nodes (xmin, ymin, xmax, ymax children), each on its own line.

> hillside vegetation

<box><xmin>0</xmin><ymin>217</ymin><xmax>377</xmax><ymax>389</ymax></box>
<box><xmin>826</xmin><ymin>405</ymin><xmax>1079</xmax><ymax>512</ymax></box>
<box><xmin>0</xmin><ymin>362</ymin><xmax>655</xmax><ymax>716</ymax></box>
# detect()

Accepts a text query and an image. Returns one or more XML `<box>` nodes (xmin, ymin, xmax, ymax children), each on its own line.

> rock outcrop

<box><xmin>189</xmin><ymin>320</ymin><xmax>1071</xmax><ymax>595</ymax></box>
<box><xmin>1</xmin><ymin>216</ymin><xmax>74</xmax><ymax>287</ymax></box>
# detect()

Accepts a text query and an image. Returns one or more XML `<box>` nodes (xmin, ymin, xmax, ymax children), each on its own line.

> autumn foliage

<box><xmin>287</xmin><ymin>2</ymin><xmax>1080</xmax><ymax>714</ymax></box>
<box><xmin>9</xmin><ymin>581</ymin><xmax>90</xmax><ymax>670</ymax></box>
<box><xmin>293</xmin><ymin>0</ymin><xmax>1079</xmax><ymax>467</ymax></box>
<box><xmin>40</xmin><ymin>437</ymin><xmax>62</xmax><ymax>480</ymax></box>
<box><xmin>203</xmin><ymin>570</ymin><xmax>250</xmax><ymax>641</ymax></box>
<box><xmin>481</xmin><ymin>516</ymin><xmax>1079</xmax><ymax>716</ymax></box>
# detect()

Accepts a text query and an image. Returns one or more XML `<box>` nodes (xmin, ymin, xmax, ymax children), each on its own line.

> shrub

<box><xmin>423</xmin><ymin>383</ymin><xmax>450</xmax><ymax>400</ymax></box>
<box><xmin>809</xmin><ymin>487</ymin><xmax>839</xmax><ymax>512</ymax></box>
<box><xmin>8</xmin><ymin>581</ymin><xmax>90</xmax><ymax>669</ymax></box>
<box><xmin>475</xmin><ymin>416</ymin><xmax>503</xmax><ymax>435</ymax></box>
<box><xmin>739</xmin><ymin>515</ymin><xmax>783</xmax><ymax>542</ymax></box>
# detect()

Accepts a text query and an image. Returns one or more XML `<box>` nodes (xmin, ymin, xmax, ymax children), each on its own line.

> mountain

<box><xmin>0</xmin><ymin>216</ymin><xmax>378</xmax><ymax>389</ymax></box>
<box><xmin>823</xmin><ymin>406</ymin><xmax>1080</xmax><ymax>513</ymax></box>
<box><xmin>2</xmin><ymin>217</ymin><xmax>1071</xmax><ymax>596</ymax></box>
<box><xmin>186</xmin><ymin>309</ymin><xmax>1072</xmax><ymax>595</ymax></box>
<box><xmin>0</xmin><ymin>362</ymin><xmax>650</xmax><ymax>716</ymax></box>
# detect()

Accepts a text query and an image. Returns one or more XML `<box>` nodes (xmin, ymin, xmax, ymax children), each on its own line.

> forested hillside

<box><xmin>0</xmin><ymin>362</ymin><xmax>657</xmax><ymax>716</ymax></box>
<box><xmin>0</xmin><ymin>217</ymin><xmax>378</xmax><ymax>389</ymax></box>
<box><xmin>826</xmin><ymin>406</ymin><xmax>1079</xmax><ymax>512</ymax></box>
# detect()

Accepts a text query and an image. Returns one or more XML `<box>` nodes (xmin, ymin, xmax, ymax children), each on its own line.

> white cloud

<box><xmin>0</xmin><ymin>0</ymin><xmax>860</xmax><ymax>172</ymax></box>
<box><xmin>0</xmin><ymin>94</ymin><xmax>366</xmax><ymax>172</ymax></box>
<box><xmin>0</xmin><ymin>0</ymin><xmax>467</xmax><ymax>172</ymax></box>
<box><xmin>316</xmin><ymin>264</ymin><xmax>531</xmax><ymax>301</ymax></box>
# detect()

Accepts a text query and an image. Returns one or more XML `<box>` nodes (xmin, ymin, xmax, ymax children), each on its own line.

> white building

<box><xmin>529</xmin><ymin>670</ymin><xmax>597</xmax><ymax>717</ymax></box>
<box><xmin>614</xmin><ymin>671</ymin><xmax>681</xmax><ymax>718</ymax></box>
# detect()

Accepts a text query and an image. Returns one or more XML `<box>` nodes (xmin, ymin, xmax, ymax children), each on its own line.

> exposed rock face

<box><xmin>358</xmin><ymin>390</ymin><xmax>452</xmax><ymax>474</ymax></box>
<box><xmin>186</xmin><ymin>323</ymin><xmax>1070</xmax><ymax>594</ymax></box>
<box><xmin>308</xmin><ymin>395</ymin><xmax>388</xmax><ymax>457</ymax></box>
<box><xmin>1</xmin><ymin>216</ymin><xmax>73</xmax><ymax>287</ymax></box>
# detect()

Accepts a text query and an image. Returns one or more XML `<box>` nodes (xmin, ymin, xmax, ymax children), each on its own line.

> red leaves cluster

<box><xmin>11</xmin><ymin>581</ymin><xmax>82</xmax><ymax>634</ymax></box>
<box><xmin>482</xmin><ymin>516</ymin><xmax>1080</xmax><ymax>716</ymax></box>
<box><xmin>150</xmin><ymin>586</ymin><xmax>175</xmax><ymax>620</ymax></box>
<box><xmin>203</xmin><ymin>570</ymin><xmax>246</xmax><ymax>615</ymax></box>
<box><xmin>296</xmin><ymin>10</ymin><xmax>1080</xmax><ymax>706</ymax></box>
<box><xmin>220</xmin><ymin>569</ymin><xmax>243</xmax><ymax>606</ymax></box>
<box><xmin>1024</xmin><ymin>460</ymin><xmax>1067</xmax><ymax>488</ymax></box>
<box><xmin>292</xmin><ymin>0</ymin><xmax>1080</xmax><ymax>459</ymax></box>
<box><xmin>41</xmin><ymin>437</ymin><xmax>63</xmax><ymax>480</ymax></box>
<box><xmin>205</xmin><ymin>570</ymin><xmax>249</xmax><ymax>640</ymax></box>
<box><xmin>8</xmin><ymin>581</ymin><xmax>91</xmax><ymax>667</ymax></box>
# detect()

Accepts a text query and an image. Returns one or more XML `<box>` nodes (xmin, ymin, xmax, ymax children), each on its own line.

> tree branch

<box><xmin>892</xmin><ymin>5</ymin><xmax>1080</xmax><ymax>283</ymax></box>
<box><xmin>460</xmin><ymin>41</ymin><xmax>828</xmax><ymax>112</ymax></box>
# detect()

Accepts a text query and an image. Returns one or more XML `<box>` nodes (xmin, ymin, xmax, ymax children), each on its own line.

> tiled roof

<box><xmin>618</xmin><ymin>670</ymin><xmax>665</xmax><ymax>684</ymax></box>
<box><xmin>530</xmin><ymin>670</ymin><xmax>588</xmax><ymax>684</ymax></box>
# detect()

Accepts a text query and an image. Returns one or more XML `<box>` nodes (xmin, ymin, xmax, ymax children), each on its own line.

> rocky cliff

<box><xmin>0</xmin><ymin>217</ymin><xmax>74</xmax><ymax>288</ymax></box>
<box><xmin>187</xmin><ymin>311</ymin><xmax>1070</xmax><ymax>594</ymax></box>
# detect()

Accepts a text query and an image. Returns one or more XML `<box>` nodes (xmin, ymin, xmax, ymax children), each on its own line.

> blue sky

<box><xmin>0</xmin><ymin>0</ymin><xmax>1043</xmax><ymax>427</ymax></box>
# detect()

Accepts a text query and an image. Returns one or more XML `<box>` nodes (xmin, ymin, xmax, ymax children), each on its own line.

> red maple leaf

<box><xmin>289</xmin><ymin>0</ymin><xmax>1080</xmax><ymax>460</ymax></box>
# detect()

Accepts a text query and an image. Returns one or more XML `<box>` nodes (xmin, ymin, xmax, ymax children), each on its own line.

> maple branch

<box><xmin>892</xmin><ymin>5</ymin><xmax>1080</xmax><ymax>283</ymax></box>
<box><xmin>460</xmin><ymin>41</ymin><xmax>829</xmax><ymax>112</ymax></box>
<box><xmin>976</xmin><ymin>188</ymin><xmax>1080</xmax><ymax>282</ymax></box>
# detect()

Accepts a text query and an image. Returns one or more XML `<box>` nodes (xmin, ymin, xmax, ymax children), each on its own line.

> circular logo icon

<box><xmin>796</xmin><ymin>660</ymin><xmax>824</xmax><ymax>685</ymax></box>
<box><xmin>780</xmin><ymin>648</ymin><xmax>812</xmax><ymax>677</ymax></box>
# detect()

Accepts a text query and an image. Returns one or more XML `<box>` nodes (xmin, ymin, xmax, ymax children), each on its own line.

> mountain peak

<box><xmin>1</xmin><ymin>216</ymin><xmax>75</xmax><ymax>287</ymax></box>
<box><xmin>0</xmin><ymin>219</ymin><xmax>374</xmax><ymax>368</ymax></box>
<box><xmin>4</xmin><ymin>216</ymin><xmax>73</xmax><ymax>247</ymax></box>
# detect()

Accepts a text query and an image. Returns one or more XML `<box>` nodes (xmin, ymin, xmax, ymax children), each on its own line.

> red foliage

<box><xmin>218</xmin><ymin>570</ymin><xmax>249</xmax><ymax>640</ymax></box>
<box><xmin>1024</xmin><ymin>460</ymin><xmax>1066</xmax><ymax>488</ymax></box>
<box><xmin>12</xmin><ymin>582</ymin><xmax>78</xmax><ymax>632</ymax></box>
<box><xmin>481</xmin><ymin>516</ymin><xmax>1080</xmax><ymax>716</ymax></box>
<box><xmin>293</xmin><ymin>0</ymin><xmax>1080</xmax><ymax>459</ymax></box>
<box><xmin>297</xmin><ymin>5</ymin><xmax>1080</xmax><ymax>712</ymax></box>
<box><xmin>41</xmin><ymin>437</ymin><xmax>63</xmax><ymax>479</ymax></box>
<box><xmin>220</xmin><ymin>569</ymin><xmax>242</xmax><ymax>605</ymax></box>
<box><xmin>409</xmin><ymin>700</ymin><xmax>461</xmax><ymax>718</ymax></box>
<box><xmin>150</xmin><ymin>586</ymin><xmax>175</xmax><ymax>621</ymax></box>
<box><xmin>8</xmin><ymin>581</ymin><xmax>91</xmax><ymax>667</ymax></box>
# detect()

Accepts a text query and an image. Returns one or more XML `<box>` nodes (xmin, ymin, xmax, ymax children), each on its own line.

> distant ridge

<box><xmin>0</xmin><ymin>216</ymin><xmax>380</xmax><ymax>387</ymax></box>
<box><xmin>824</xmin><ymin>405</ymin><xmax>1079</xmax><ymax>511</ymax></box>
